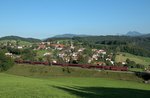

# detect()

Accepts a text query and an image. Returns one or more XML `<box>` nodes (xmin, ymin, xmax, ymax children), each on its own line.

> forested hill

<box><xmin>0</xmin><ymin>36</ymin><xmax>41</xmax><ymax>43</ymax></box>
<box><xmin>73</xmin><ymin>36</ymin><xmax>150</xmax><ymax>57</ymax></box>
<box><xmin>52</xmin><ymin>34</ymin><xmax>90</xmax><ymax>38</ymax></box>
<box><xmin>141</xmin><ymin>33</ymin><xmax>150</xmax><ymax>37</ymax></box>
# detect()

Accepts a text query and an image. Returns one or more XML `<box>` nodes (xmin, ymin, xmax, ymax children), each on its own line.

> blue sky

<box><xmin>0</xmin><ymin>0</ymin><xmax>150</xmax><ymax>39</ymax></box>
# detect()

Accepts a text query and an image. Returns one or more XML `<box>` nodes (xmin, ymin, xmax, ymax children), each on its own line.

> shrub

<box><xmin>0</xmin><ymin>51</ymin><xmax>14</xmax><ymax>71</ymax></box>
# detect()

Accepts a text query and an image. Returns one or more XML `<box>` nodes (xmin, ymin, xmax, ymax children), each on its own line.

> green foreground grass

<box><xmin>6</xmin><ymin>64</ymin><xmax>143</xmax><ymax>82</ymax></box>
<box><xmin>0</xmin><ymin>64</ymin><xmax>150</xmax><ymax>98</ymax></box>
<box><xmin>115</xmin><ymin>52</ymin><xmax>150</xmax><ymax>66</ymax></box>
<box><xmin>0</xmin><ymin>73</ymin><xmax>150</xmax><ymax>98</ymax></box>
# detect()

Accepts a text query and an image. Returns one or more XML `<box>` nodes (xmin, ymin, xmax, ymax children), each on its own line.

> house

<box><xmin>72</xmin><ymin>52</ymin><xmax>78</xmax><ymax>60</ymax></box>
<box><xmin>88</xmin><ymin>57</ymin><xmax>93</xmax><ymax>63</ymax></box>
<box><xmin>122</xmin><ymin>61</ymin><xmax>126</xmax><ymax>65</ymax></box>
<box><xmin>5</xmin><ymin>52</ymin><xmax>12</xmax><ymax>56</ymax></box>
<box><xmin>110</xmin><ymin>61</ymin><xmax>114</xmax><ymax>65</ymax></box>
<box><xmin>17</xmin><ymin>46</ymin><xmax>23</xmax><ymax>49</ymax></box>
<box><xmin>78</xmin><ymin>48</ymin><xmax>85</xmax><ymax>52</ymax></box>
<box><xmin>58</xmin><ymin>53</ymin><xmax>65</xmax><ymax>58</ymax></box>
<box><xmin>97</xmin><ymin>49</ymin><xmax>106</xmax><ymax>55</ymax></box>
<box><xmin>38</xmin><ymin>44</ymin><xmax>46</xmax><ymax>50</ymax></box>
<box><xmin>50</xmin><ymin>44</ymin><xmax>65</xmax><ymax>50</ymax></box>
<box><xmin>106</xmin><ymin>58</ymin><xmax>111</xmax><ymax>61</ymax></box>
<box><xmin>43</xmin><ymin>52</ymin><xmax>51</xmax><ymax>56</ymax></box>
<box><xmin>92</xmin><ymin>54</ymin><xmax>99</xmax><ymax>60</ymax></box>
<box><xmin>52</xmin><ymin>60</ymin><xmax>57</xmax><ymax>63</ymax></box>
<box><xmin>5</xmin><ymin>52</ymin><xmax>13</xmax><ymax>57</ymax></box>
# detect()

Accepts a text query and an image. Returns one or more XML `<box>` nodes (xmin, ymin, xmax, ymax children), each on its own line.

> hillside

<box><xmin>73</xmin><ymin>35</ymin><xmax>150</xmax><ymax>57</ymax></box>
<box><xmin>53</xmin><ymin>34</ymin><xmax>77</xmax><ymax>38</ymax></box>
<box><xmin>0</xmin><ymin>39</ymin><xmax>33</xmax><ymax>46</ymax></box>
<box><xmin>141</xmin><ymin>33</ymin><xmax>150</xmax><ymax>37</ymax></box>
<box><xmin>0</xmin><ymin>36</ymin><xmax>41</xmax><ymax>43</ymax></box>
<box><xmin>52</xmin><ymin>34</ymin><xmax>89</xmax><ymax>38</ymax></box>
<box><xmin>126</xmin><ymin>31</ymin><xmax>142</xmax><ymax>36</ymax></box>
<box><xmin>6</xmin><ymin>64</ymin><xmax>143</xmax><ymax>82</ymax></box>
<box><xmin>0</xmin><ymin>64</ymin><xmax>149</xmax><ymax>98</ymax></box>
<box><xmin>115</xmin><ymin>52</ymin><xmax>150</xmax><ymax>66</ymax></box>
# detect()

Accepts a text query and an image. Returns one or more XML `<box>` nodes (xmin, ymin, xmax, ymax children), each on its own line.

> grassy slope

<box><xmin>115</xmin><ymin>52</ymin><xmax>150</xmax><ymax>66</ymax></box>
<box><xmin>0</xmin><ymin>40</ymin><xmax>32</xmax><ymax>46</ymax></box>
<box><xmin>18</xmin><ymin>40</ymin><xmax>32</xmax><ymax>46</ymax></box>
<box><xmin>1</xmin><ymin>64</ymin><xmax>150</xmax><ymax>98</ymax></box>
<box><xmin>6</xmin><ymin>64</ymin><xmax>143</xmax><ymax>82</ymax></box>
<box><xmin>0</xmin><ymin>72</ymin><xmax>150</xmax><ymax>98</ymax></box>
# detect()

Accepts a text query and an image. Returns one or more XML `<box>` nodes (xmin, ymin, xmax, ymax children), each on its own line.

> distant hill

<box><xmin>52</xmin><ymin>34</ymin><xmax>89</xmax><ymax>38</ymax></box>
<box><xmin>73</xmin><ymin>35</ymin><xmax>150</xmax><ymax>57</ymax></box>
<box><xmin>141</xmin><ymin>33</ymin><xmax>150</xmax><ymax>37</ymax></box>
<box><xmin>126</xmin><ymin>31</ymin><xmax>142</xmax><ymax>36</ymax></box>
<box><xmin>43</xmin><ymin>34</ymin><xmax>90</xmax><ymax>42</ymax></box>
<box><xmin>0</xmin><ymin>36</ymin><xmax>41</xmax><ymax>43</ymax></box>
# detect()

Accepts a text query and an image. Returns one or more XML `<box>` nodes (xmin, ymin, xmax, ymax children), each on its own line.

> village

<box><xmin>2</xmin><ymin>40</ymin><xmax>117</xmax><ymax>67</ymax></box>
<box><xmin>1</xmin><ymin>38</ymin><xmax>150</xmax><ymax>72</ymax></box>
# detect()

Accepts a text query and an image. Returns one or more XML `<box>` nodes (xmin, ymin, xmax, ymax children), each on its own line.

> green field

<box><xmin>36</xmin><ymin>49</ymin><xmax>50</xmax><ymax>58</ymax></box>
<box><xmin>6</xmin><ymin>64</ymin><xmax>143</xmax><ymax>82</ymax></box>
<box><xmin>0</xmin><ymin>40</ymin><xmax>32</xmax><ymax>46</ymax></box>
<box><xmin>0</xmin><ymin>72</ymin><xmax>150</xmax><ymax>98</ymax></box>
<box><xmin>0</xmin><ymin>64</ymin><xmax>149</xmax><ymax>98</ymax></box>
<box><xmin>115</xmin><ymin>52</ymin><xmax>150</xmax><ymax>66</ymax></box>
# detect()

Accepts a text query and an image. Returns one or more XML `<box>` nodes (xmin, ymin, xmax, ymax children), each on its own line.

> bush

<box><xmin>0</xmin><ymin>51</ymin><xmax>14</xmax><ymax>71</ymax></box>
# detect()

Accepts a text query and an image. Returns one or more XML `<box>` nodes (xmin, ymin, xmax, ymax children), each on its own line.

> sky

<box><xmin>0</xmin><ymin>0</ymin><xmax>150</xmax><ymax>39</ymax></box>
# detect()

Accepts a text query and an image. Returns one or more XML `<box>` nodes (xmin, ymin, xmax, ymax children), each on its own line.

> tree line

<box><xmin>73</xmin><ymin>36</ymin><xmax>150</xmax><ymax>57</ymax></box>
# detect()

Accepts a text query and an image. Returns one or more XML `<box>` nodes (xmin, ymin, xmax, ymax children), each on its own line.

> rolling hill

<box><xmin>0</xmin><ymin>36</ymin><xmax>41</xmax><ymax>43</ymax></box>
<box><xmin>115</xmin><ymin>52</ymin><xmax>150</xmax><ymax>66</ymax></box>
<box><xmin>52</xmin><ymin>34</ymin><xmax>89</xmax><ymax>38</ymax></box>
<box><xmin>126</xmin><ymin>31</ymin><xmax>142</xmax><ymax>36</ymax></box>
<box><xmin>73</xmin><ymin>35</ymin><xmax>150</xmax><ymax>57</ymax></box>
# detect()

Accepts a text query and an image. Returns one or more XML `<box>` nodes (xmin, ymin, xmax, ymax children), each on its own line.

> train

<box><xmin>14</xmin><ymin>60</ymin><xmax>128</xmax><ymax>71</ymax></box>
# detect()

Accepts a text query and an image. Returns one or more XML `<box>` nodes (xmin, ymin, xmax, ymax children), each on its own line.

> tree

<box><xmin>83</xmin><ymin>48</ymin><xmax>93</xmax><ymax>57</ymax></box>
<box><xmin>116</xmin><ymin>62</ymin><xmax>123</xmax><ymax>66</ymax></box>
<box><xmin>77</xmin><ymin>54</ymin><xmax>89</xmax><ymax>64</ymax></box>
<box><xmin>16</xmin><ymin>40</ymin><xmax>20</xmax><ymax>46</ymax></box>
<box><xmin>136</xmin><ymin>64</ymin><xmax>144</xmax><ymax>69</ymax></box>
<box><xmin>22</xmin><ymin>49</ymin><xmax>36</xmax><ymax>61</ymax></box>
<box><xmin>45</xmin><ymin>52</ymin><xmax>52</xmax><ymax>66</ymax></box>
<box><xmin>105</xmin><ymin>60</ymin><xmax>112</xmax><ymax>66</ymax></box>
<box><xmin>38</xmin><ymin>57</ymin><xmax>43</xmax><ymax>62</ymax></box>
<box><xmin>126</xmin><ymin>58</ymin><xmax>136</xmax><ymax>68</ymax></box>
<box><xmin>0</xmin><ymin>50</ymin><xmax>14</xmax><ymax>71</ymax></box>
<box><xmin>116</xmin><ymin>47</ymin><xmax>120</xmax><ymax>52</ymax></box>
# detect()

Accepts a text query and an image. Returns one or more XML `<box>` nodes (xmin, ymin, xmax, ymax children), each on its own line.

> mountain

<box><xmin>141</xmin><ymin>33</ymin><xmax>150</xmax><ymax>37</ymax></box>
<box><xmin>52</xmin><ymin>34</ymin><xmax>89</xmax><ymax>38</ymax></box>
<box><xmin>0</xmin><ymin>36</ymin><xmax>41</xmax><ymax>43</ymax></box>
<box><xmin>126</xmin><ymin>31</ymin><xmax>142</xmax><ymax>36</ymax></box>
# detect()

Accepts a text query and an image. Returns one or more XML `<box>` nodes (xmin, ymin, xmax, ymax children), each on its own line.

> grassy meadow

<box><xmin>0</xmin><ymin>40</ymin><xmax>32</xmax><ymax>46</ymax></box>
<box><xmin>0</xmin><ymin>72</ymin><xmax>150</xmax><ymax>98</ymax></box>
<box><xmin>115</xmin><ymin>52</ymin><xmax>150</xmax><ymax>66</ymax></box>
<box><xmin>6</xmin><ymin>64</ymin><xmax>143</xmax><ymax>82</ymax></box>
<box><xmin>0</xmin><ymin>64</ymin><xmax>149</xmax><ymax>98</ymax></box>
